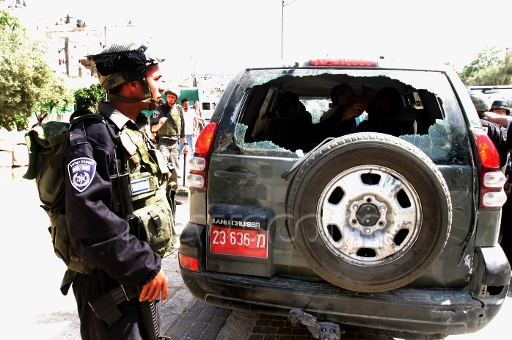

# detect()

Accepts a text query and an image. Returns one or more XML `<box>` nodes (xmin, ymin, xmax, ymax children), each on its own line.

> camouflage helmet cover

<box><xmin>91</xmin><ymin>43</ymin><xmax>164</xmax><ymax>91</ymax></box>
<box><xmin>469</xmin><ymin>93</ymin><xmax>489</xmax><ymax>112</ymax></box>
<box><xmin>164</xmin><ymin>87</ymin><xmax>180</xmax><ymax>98</ymax></box>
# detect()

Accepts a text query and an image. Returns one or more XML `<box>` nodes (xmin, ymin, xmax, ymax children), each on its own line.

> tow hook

<box><xmin>288</xmin><ymin>309</ymin><xmax>344</xmax><ymax>340</ymax></box>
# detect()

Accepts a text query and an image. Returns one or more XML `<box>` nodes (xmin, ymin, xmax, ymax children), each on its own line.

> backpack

<box><xmin>24</xmin><ymin>110</ymin><xmax>176</xmax><ymax>295</ymax></box>
<box><xmin>23</xmin><ymin>112</ymin><xmax>105</xmax><ymax>293</ymax></box>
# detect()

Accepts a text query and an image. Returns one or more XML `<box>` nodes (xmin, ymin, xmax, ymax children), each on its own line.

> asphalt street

<box><xmin>2</xmin><ymin>169</ymin><xmax>512</xmax><ymax>340</ymax></box>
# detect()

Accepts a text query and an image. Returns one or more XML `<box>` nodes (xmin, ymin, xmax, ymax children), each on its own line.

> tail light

<box><xmin>472</xmin><ymin>128</ymin><xmax>507</xmax><ymax>208</ymax></box>
<box><xmin>187</xmin><ymin>121</ymin><xmax>218</xmax><ymax>190</ymax></box>
<box><xmin>178</xmin><ymin>253</ymin><xmax>199</xmax><ymax>272</ymax></box>
<box><xmin>307</xmin><ymin>59</ymin><xmax>378</xmax><ymax>67</ymax></box>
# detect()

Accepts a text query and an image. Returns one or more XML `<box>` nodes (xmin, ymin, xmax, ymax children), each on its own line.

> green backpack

<box><xmin>24</xmin><ymin>112</ymin><xmax>105</xmax><ymax>293</ymax></box>
<box><xmin>25</xmin><ymin>111</ymin><xmax>176</xmax><ymax>295</ymax></box>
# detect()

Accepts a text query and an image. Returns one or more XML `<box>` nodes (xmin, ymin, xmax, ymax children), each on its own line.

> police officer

<box><xmin>476</xmin><ymin>95</ymin><xmax>512</xmax><ymax>268</ymax></box>
<box><xmin>60</xmin><ymin>42</ymin><xmax>173</xmax><ymax>340</ymax></box>
<box><xmin>490</xmin><ymin>99</ymin><xmax>511</xmax><ymax>117</ymax></box>
<box><xmin>150</xmin><ymin>88</ymin><xmax>187</xmax><ymax>208</ymax></box>
<box><xmin>470</xmin><ymin>94</ymin><xmax>508</xmax><ymax>168</ymax></box>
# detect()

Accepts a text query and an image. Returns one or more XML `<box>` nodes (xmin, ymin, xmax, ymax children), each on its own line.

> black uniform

<box><xmin>480</xmin><ymin>117</ymin><xmax>508</xmax><ymax>168</ymax></box>
<box><xmin>501</xmin><ymin>122</ymin><xmax>512</xmax><ymax>266</ymax></box>
<box><xmin>60</xmin><ymin>103</ymin><xmax>161</xmax><ymax>340</ymax></box>
<box><xmin>310</xmin><ymin>104</ymin><xmax>357</xmax><ymax>144</ymax></box>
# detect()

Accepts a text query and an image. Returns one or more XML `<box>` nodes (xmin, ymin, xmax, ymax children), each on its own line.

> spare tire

<box><xmin>287</xmin><ymin>133</ymin><xmax>452</xmax><ymax>293</ymax></box>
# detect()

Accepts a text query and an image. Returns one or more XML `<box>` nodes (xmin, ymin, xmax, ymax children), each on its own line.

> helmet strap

<box><xmin>107</xmin><ymin>93</ymin><xmax>144</xmax><ymax>103</ymax></box>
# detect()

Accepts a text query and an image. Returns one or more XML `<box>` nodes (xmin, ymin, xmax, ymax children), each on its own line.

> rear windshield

<box><xmin>219</xmin><ymin>68</ymin><xmax>471</xmax><ymax>166</ymax></box>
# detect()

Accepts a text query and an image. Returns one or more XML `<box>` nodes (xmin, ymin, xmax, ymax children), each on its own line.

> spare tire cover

<box><xmin>287</xmin><ymin>133</ymin><xmax>452</xmax><ymax>293</ymax></box>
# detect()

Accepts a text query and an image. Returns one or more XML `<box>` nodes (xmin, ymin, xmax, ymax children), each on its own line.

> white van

<box><xmin>201</xmin><ymin>100</ymin><xmax>217</xmax><ymax>120</ymax></box>
<box><xmin>467</xmin><ymin>85</ymin><xmax>512</xmax><ymax>108</ymax></box>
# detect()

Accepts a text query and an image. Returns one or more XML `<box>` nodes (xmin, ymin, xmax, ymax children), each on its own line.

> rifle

<box><xmin>182</xmin><ymin>152</ymin><xmax>186</xmax><ymax>187</ymax></box>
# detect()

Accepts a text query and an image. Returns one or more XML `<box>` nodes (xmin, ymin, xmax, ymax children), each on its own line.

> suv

<box><xmin>178</xmin><ymin>59</ymin><xmax>511</xmax><ymax>339</ymax></box>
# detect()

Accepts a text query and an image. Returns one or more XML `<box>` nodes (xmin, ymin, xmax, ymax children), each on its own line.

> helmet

<box><xmin>164</xmin><ymin>87</ymin><xmax>180</xmax><ymax>98</ymax></box>
<box><xmin>469</xmin><ymin>93</ymin><xmax>489</xmax><ymax>112</ymax></box>
<box><xmin>490</xmin><ymin>99</ymin><xmax>511</xmax><ymax>113</ymax></box>
<box><xmin>90</xmin><ymin>42</ymin><xmax>164</xmax><ymax>92</ymax></box>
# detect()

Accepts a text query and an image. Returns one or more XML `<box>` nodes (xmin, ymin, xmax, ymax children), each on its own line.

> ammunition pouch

<box><xmin>132</xmin><ymin>188</ymin><xmax>177</xmax><ymax>258</ymax></box>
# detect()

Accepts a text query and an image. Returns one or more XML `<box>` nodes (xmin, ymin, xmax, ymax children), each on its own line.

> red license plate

<box><xmin>209</xmin><ymin>226</ymin><xmax>268</xmax><ymax>259</ymax></box>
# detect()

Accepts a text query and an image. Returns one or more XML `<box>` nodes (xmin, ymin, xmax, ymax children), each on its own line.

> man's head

<box><xmin>330</xmin><ymin>84</ymin><xmax>355</xmax><ymax>106</ymax></box>
<box><xmin>181</xmin><ymin>98</ymin><xmax>190</xmax><ymax>110</ymax></box>
<box><xmin>146</xmin><ymin>64</ymin><xmax>164</xmax><ymax>102</ymax></box>
<box><xmin>164</xmin><ymin>88</ymin><xmax>180</xmax><ymax>106</ymax></box>
<box><xmin>275</xmin><ymin>91</ymin><xmax>299</xmax><ymax>118</ymax></box>
<box><xmin>91</xmin><ymin>43</ymin><xmax>164</xmax><ymax>105</ymax></box>
<box><xmin>470</xmin><ymin>93</ymin><xmax>489</xmax><ymax>114</ymax></box>
<box><xmin>375</xmin><ymin>87</ymin><xmax>401</xmax><ymax>116</ymax></box>
<box><xmin>193</xmin><ymin>100</ymin><xmax>200</xmax><ymax>109</ymax></box>
<box><xmin>490</xmin><ymin>99</ymin><xmax>510</xmax><ymax>116</ymax></box>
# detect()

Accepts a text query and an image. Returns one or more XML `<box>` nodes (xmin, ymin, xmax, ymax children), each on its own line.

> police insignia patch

<box><xmin>68</xmin><ymin>157</ymin><xmax>97</xmax><ymax>192</ymax></box>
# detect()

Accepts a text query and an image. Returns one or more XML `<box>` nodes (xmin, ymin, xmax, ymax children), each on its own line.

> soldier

<box><xmin>490</xmin><ymin>99</ymin><xmax>511</xmax><ymax>116</ymax></box>
<box><xmin>60</xmin><ymin>42</ymin><xmax>175</xmax><ymax>340</ymax></box>
<box><xmin>470</xmin><ymin>94</ymin><xmax>508</xmax><ymax>168</ymax></box>
<box><xmin>150</xmin><ymin>88</ymin><xmax>187</xmax><ymax>207</ymax></box>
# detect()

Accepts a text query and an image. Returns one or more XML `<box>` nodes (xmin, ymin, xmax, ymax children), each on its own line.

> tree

<box><xmin>465</xmin><ymin>53</ymin><xmax>512</xmax><ymax>86</ymax></box>
<box><xmin>458</xmin><ymin>47</ymin><xmax>504</xmax><ymax>84</ymax></box>
<box><xmin>0</xmin><ymin>10</ymin><xmax>72</xmax><ymax>130</ymax></box>
<box><xmin>74</xmin><ymin>83</ymin><xmax>104</xmax><ymax>111</ymax></box>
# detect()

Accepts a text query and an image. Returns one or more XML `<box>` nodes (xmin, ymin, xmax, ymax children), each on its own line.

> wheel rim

<box><xmin>317</xmin><ymin>165</ymin><xmax>422</xmax><ymax>267</ymax></box>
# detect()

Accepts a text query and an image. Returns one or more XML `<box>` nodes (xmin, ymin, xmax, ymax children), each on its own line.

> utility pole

<box><xmin>281</xmin><ymin>1</ymin><xmax>284</xmax><ymax>60</ymax></box>
<box><xmin>191</xmin><ymin>56</ymin><xmax>197</xmax><ymax>87</ymax></box>
<box><xmin>281</xmin><ymin>0</ymin><xmax>297</xmax><ymax>60</ymax></box>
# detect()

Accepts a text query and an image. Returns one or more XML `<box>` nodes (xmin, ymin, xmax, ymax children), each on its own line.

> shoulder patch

<box><xmin>68</xmin><ymin>157</ymin><xmax>97</xmax><ymax>192</ymax></box>
<box><xmin>152</xmin><ymin>110</ymin><xmax>161</xmax><ymax>119</ymax></box>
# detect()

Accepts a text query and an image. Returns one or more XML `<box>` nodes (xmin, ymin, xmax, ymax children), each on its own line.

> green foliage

<box><xmin>458</xmin><ymin>47</ymin><xmax>504</xmax><ymax>84</ymax></box>
<box><xmin>0</xmin><ymin>10</ymin><xmax>21</xmax><ymax>30</ymax></box>
<box><xmin>0</xmin><ymin>112</ymin><xmax>28</xmax><ymax>131</ymax></box>
<box><xmin>74</xmin><ymin>83</ymin><xmax>104</xmax><ymax>111</ymax></box>
<box><xmin>0</xmin><ymin>11</ymin><xmax>72</xmax><ymax>131</ymax></box>
<box><xmin>465</xmin><ymin>53</ymin><xmax>512</xmax><ymax>86</ymax></box>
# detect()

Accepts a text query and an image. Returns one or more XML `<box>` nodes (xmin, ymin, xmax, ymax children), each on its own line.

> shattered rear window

<box><xmin>217</xmin><ymin>68</ymin><xmax>471</xmax><ymax>165</ymax></box>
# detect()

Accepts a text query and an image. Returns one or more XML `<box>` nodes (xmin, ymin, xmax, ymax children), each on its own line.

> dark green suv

<box><xmin>178</xmin><ymin>59</ymin><xmax>511</xmax><ymax>339</ymax></box>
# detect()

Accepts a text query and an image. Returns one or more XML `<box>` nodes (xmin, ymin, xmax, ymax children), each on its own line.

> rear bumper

<box><xmin>179</xmin><ymin>222</ymin><xmax>509</xmax><ymax>336</ymax></box>
<box><xmin>181</xmin><ymin>269</ymin><xmax>505</xmax><ymax>336</ymax></box>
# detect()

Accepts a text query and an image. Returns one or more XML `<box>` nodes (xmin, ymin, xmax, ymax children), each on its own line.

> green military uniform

<box><xmin>151</xmin><ymin>102</ymin><xmax>185</xmax><ymax>212</ymax></box>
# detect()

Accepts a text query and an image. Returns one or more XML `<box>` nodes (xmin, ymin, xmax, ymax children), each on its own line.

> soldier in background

<box><xmin>151</xmin><ymin>88</ymin><xmax>187</xmax><ymax>207</ymax></box>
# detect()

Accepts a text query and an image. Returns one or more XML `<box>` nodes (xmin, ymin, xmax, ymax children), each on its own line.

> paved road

<box><xmin>2</xmin><ymin>170</ymin><xmax>511</xmax><ymax>340</ymax></box>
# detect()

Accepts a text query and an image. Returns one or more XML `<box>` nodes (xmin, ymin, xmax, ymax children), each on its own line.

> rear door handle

<box><xmin>213</xmin><ymin>170</ymin><xmax>256</xmax><ymax>184</ymax></box>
